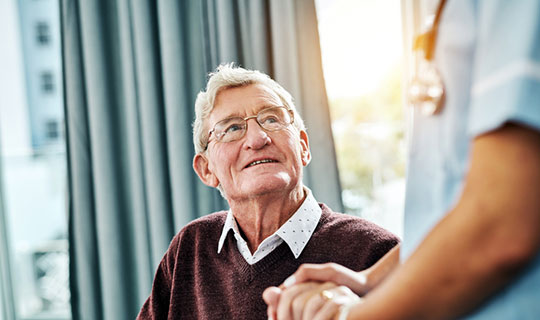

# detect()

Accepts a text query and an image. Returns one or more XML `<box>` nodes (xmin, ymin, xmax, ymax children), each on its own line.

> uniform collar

<box><xmin>218</xmin><ymin>187</ymin><xmax>322</xmax><ymax>258</ymax></box>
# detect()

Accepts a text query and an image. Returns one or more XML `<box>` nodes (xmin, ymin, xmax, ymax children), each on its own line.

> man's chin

<box><xmin>228</xmin><ymin>178</ymin><xmax>298</xmax><ymax>200</ymax></box>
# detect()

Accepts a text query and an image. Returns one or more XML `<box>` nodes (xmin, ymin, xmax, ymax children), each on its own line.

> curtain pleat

<box><xmin>62</xmin><ymin>0</ymin><xmax>102</xmax><ymax>318</ymax></box>
<box><xmin>61</xmin><ymin>0</ymin><xmax>342</xmax><ymax>319</ymax></box>
<box><xmin>289</xmin><ymin>0</ymin><xmax>343</xmax><ymax>211</ymax></box>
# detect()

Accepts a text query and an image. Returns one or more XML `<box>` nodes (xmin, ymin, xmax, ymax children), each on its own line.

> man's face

<box><xmin>193</xmin><ymin>84</ymin><xmax>310</xmax><ymax>201</ymax></box>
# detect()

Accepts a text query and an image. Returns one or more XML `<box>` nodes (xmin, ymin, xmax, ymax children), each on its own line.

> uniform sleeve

<box><xmin>469</xmin><ymin>0</ymin><xmax>540</xmax><ymax>137</ymax></box>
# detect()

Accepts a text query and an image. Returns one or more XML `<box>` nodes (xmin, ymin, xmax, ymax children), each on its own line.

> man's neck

<box><xmin>228</xmin><ymin>186</ymin><xmax>306</xmax><ymax>253</ymax></box>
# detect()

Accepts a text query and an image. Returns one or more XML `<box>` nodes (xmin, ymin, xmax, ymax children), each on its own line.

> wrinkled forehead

<box><xmin>208</xmin><ymin>83</ymin><xmax>283</xmax><ymax>125</ymax></box>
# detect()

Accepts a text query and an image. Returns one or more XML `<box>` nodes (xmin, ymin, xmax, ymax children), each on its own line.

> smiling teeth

<box><xmin>248</xmin><ymin>159</ymin><xmax>276</xmax><ymax>167</ymax></box>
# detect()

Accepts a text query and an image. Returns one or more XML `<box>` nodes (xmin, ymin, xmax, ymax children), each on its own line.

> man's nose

<box><xmin>243</xmin><ymin>118</ymin><xmax>270</xmax><ymax>149</ymax></box>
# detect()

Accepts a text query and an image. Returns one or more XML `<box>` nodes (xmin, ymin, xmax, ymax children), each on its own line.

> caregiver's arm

<box><xmin>345</xmin><ymin>123</ymin><xmax>540</xmax><ymax>319</ymax></box>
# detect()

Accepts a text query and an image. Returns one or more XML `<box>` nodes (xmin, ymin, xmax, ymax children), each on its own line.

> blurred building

<box><xmin>17</xmin><ymin>0</ymin><xmax>64</xmax><ymax>154</ymax></box>
<box><xmin>0</xmin><ymin>0</ymin><xmax>70</xmax><ymax>319</ymax></box>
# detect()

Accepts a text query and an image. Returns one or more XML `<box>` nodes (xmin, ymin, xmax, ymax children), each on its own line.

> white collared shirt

<box><xmin>217</xmin><ymin>188</ymin><xmax>322</xmax><ymax>265</ymax></box>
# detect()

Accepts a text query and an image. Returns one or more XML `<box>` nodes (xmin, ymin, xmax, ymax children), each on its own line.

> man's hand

<box><xmin>263</xmin><ymin>281</ymin><xmax>361</xmax><ymax>320</ymax></box>
<box><xmin>263</xmin><ymin>245</ymin><xmax>400</xmax><ymax>319</ymax></box>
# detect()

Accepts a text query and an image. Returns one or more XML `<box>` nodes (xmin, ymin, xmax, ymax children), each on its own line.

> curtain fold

<box><xmin>61</xmin><ymin>0</ymin><xmax>342</xmax><ymax>319</ymax></box>
<box><xmin>270</xmin><ymin>0</ymin><xmax>343</xmax><ymax>209</ymax></box>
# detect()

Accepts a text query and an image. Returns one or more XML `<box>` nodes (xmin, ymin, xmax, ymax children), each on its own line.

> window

<box><xmin>316</xmin><ymin>0</ymin><xmax>405</xmax><ymax>237</ymax></box>
<box><xmin>0</xmin><ymin>0</ymin><xmax>70</xmax><ymax>319</ymax></box>
<box><xmin>40</xmin><ymin>71</ymin><xmax>54</xmax><ymax>93</ymax></box>
<box><xmin>45</xmin><ymin>119</ymin><xmax>59</xmax><ymax>140</ymax></box>
<box><xmin>36</xmin><ymin>21</ymin><xmax>50</xmax><ymax>45</ymax></box>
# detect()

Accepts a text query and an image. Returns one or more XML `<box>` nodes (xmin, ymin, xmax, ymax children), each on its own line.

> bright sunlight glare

<box><xmin>316</xmin><ymin>0</ymin><xmax>403</xmax><ymax>99</ymax></box>
<box><xmin>315</xmin><ymin>0</ymin><xmax>406</xmax><ymax>237</ymax></box>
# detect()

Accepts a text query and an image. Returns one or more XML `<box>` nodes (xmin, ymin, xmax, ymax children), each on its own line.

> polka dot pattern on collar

<box><xmin>217</xmin><ymin>188</ymin><xmax>322</xmax><ymax>264</ymax></box>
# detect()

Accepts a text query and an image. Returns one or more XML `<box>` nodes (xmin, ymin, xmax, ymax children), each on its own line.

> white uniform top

<box><xmin>404</xmin><ymin>1</ymin><xmax>540</xmax><ymax>318</ymax></box>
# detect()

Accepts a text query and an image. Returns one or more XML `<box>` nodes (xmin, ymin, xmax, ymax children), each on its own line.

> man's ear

<box><xmin>193</xmin><ymin>153</ymin><xmax>220</xmax><ymax>187</ymax></box>
<box><xmin>299</xmin><ymin>130</ymin><xmax>311</xmax><ymax>166</ymax></box>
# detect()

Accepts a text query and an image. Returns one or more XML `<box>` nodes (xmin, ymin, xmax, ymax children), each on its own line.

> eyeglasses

<box><xmin>204</xmin><ymin>106</ymin><xmax>294</xmax><ymax>150</ymax></box>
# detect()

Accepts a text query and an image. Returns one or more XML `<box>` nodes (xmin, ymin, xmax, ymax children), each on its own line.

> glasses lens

<box><xmin>257</xmin><ymin>107</ymin><xmax>290</xmax><ymax>131</ymax></box>
<box><xmin>210</xmin><ymin>107</ymin><xmax>292</xmax><ymax>145</ymax></box>
<box><xmin>214</xmin><ymin>117</ymin><xmax>246</xmax><ymax>142</ymax></box>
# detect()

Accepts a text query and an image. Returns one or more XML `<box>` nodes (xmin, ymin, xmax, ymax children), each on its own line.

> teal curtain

<box><xmin>61</xmin><ymin>0</ymin><xmax>342</xmax><ymax>319</ymax></box>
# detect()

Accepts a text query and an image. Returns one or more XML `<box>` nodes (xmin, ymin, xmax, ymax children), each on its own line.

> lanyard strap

<box><xmin>414</xmin><ymin>0</ymin><xmax>447</xmax><ymax>61</ymax></box>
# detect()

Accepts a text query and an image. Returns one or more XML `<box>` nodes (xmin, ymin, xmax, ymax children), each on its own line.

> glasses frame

<box><xmin>204</xmin><ymin>106</ymin><xmax>295</xmax><ymax>151</ymax></box>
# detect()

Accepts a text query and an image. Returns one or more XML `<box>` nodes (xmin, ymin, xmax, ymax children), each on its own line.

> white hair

<box><xmin>192</xmin><ymin>63</ymin><xmax>306</xmax><ymax>155</ymax></box>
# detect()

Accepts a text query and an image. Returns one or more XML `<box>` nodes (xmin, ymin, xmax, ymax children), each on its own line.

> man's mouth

<box><xmin>245</xmin><ymin>159</ymin><xmax>278</xmax><ymax>168</ymax></box>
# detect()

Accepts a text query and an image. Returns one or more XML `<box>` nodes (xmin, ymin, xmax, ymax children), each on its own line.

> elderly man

<box><xmin>136</xmin><ymin>64</ymin><xmax>399</xmax><ymax>320</ymax></box>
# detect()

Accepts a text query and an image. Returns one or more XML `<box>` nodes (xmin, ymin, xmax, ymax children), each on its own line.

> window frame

<box><xmin>0</xmin><ymin>141</ymin><xmax>16</xmax><ymax>320</ymax></box>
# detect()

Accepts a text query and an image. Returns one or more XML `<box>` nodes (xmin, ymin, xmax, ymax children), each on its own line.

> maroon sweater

<box><xmin>137</xmin><ymin>203</ymin><xmax>399</xmax><ymax>320</ymax></box>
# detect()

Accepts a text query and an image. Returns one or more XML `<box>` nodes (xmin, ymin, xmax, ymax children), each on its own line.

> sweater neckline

<box><xmin>223</xmin><ymin>208</ymin><xmax>331</xmax><ymax>282</ymax></box>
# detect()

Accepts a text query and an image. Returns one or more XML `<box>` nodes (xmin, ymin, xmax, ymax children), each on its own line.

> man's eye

<box><xmin>261</xmin><ymin>115</ymin><xmax>279</xmax><ymax>124</ymax></box>
<box><xmin>225</xmin><ymin>124</ymin><xmax>243</xmax><ymax>133</ymax></box>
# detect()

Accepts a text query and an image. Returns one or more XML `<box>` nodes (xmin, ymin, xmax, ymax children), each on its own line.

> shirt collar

<box><xmin>217</xmin><ymin>188</ymin><xmax>322</xmax><ymax>258</ymax></box>
<box><xmin>218</xmin><ymin>209</ymin><xmax>241</xmax><ymax>254</ymax></box>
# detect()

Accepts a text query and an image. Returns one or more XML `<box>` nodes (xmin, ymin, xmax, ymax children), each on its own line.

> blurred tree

<box><xmin>330</xmin><ymin>64</ymin><xmax>405</xmax><ymax>214</ymax></box>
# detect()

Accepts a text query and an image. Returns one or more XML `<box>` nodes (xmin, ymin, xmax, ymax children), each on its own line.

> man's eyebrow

<box><xmin>250</xmin><ymin>104</ymin><xmax>282</xmax><ymax>114</ymax></box>
<box><xmin>218</xmin><ymin>104</ymin><xmax>283</xmax><ymax>119</ymax></box>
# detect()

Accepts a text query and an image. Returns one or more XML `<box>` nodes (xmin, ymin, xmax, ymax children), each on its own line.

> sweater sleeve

<box><xmin>363</xmin><ymin>226</ymin><xmax>400</xmax><ymax>268</ymax></box>
<box><xmin>311</xmin><ymin>206</ymin><xmax>400</xmax><ymax>271</ymax></box>
<box><xmin>136</xmin><ymin>234</ymin><xmax>180</xmax><ymax>320</ymax></box>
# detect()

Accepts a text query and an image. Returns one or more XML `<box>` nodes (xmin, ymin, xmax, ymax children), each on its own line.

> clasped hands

<box><xmin>262</xmin><ymin>263</ymin><xmax>369</xmax><ymax>320</ymax></box>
